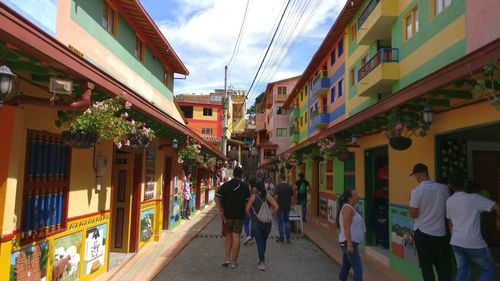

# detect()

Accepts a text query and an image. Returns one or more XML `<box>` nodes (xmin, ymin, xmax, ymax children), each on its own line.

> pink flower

<box><xmin>116</xmin><ymin>142</ymin><xmax>122</xmax><ymax>149</ymax></box>
<box><xmin>125</xmin><ymin>140</ymin><xmax>130</xmax><ymax>146</ymax></box>
<box><xmin>394</xmin><ymin>123</ymin><xmax>403</xmax><ymax>131</ymax></box>
<box><xmin>143</xmin><ymin>127</ymin><xmax>151</xmax><ymax>135</ymax></box>
<box><xmin>123</xmin><ymin>112</ymin><xmax>129</xmax><ymax>118</ymax></box>
<box><xmin>84</xmin><ymin>108</ymin><xmax>91</xmax><ymax>115</ymax></box>
<box><xmin>125</xmin><ymin>101</ymin><xmax>132</xmax><ymax>109</ymax></box>
<box><xmin>178</xmin><ymin>158</ymin><xmax>184</xmax><ymax>164</ymax></box>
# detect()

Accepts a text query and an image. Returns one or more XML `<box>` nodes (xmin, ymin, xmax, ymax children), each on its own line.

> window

<box><xmin>22</xmin><ymin>130</ymin><xmax>71</xmax><ymax>244</ymax></box>
<box><xmin>322</xmin><ymin>98</ymin><xmax>327</xmax><ymax>113</ymax></box>
<box><xmin>350</xmin><ymin>23</ymin><xmax>356</xmax><ymax>42</ymax></box>
<box><xmin>144</xmin><ymin>147</ymin><xmax>155</xmax><ymax>201</ymax></box>
<box><xmin>338</xmin><ymin>37</ymin><xmax>344</xmax><ymax>57</ymax></box>
<box><xmin>276</xmin><ymin>128</ymin><xmax>288</xmax><ymax>137</ymax></box>
<box><xmin>330</xmin><ymin>49</ymin><xmax>336</xmax><ymax>65</ymax></box>
<box><xmin>404</xmin><ymin>6</ymin><xmax>419</xmax><ymax>40</ymax></box>
<box><xmin>102</xmin><ymin>1</ymin><xmax>117</xmax><ymax>35</ymax></box>
<box><xmin>277</xmin><ymin>107</ymin><xmax>288</xmax><ymax>115</ymax></box>
<box><xmin>361</xmin><ymin>55</ymin><xmax>368</xmax><ymax>67</ymax></box>
<box><xmin>135</xmin><ymin>36</ymin><xmax>144</xmax><ymax>62</ymax></box>
<box><xmin>300</xmin><ymin>116</ymin><xmax>303</xmax><ymax>127</ymax></box>
<box><xmin>277</xmin><ymin>86</ymin><xmax>287</xmax><ymax>95</ymax></box>
<box><xmin>201</xmin><ymin>128</ymin><xmax>213</xmax><ymax>135</ymax></box>
<box><xmin>350</xmin><ymin>68</ymin><xmax>356</xmax><ymax>86</ymax></box>
<box><xmin>203</xmin><ymin>107</ymin><xmax>213</xmax><ymax>116</ymax></box>
<box><xmin>163</xmin><ymin>67</ymin><xmax>170</xmax><ymax>87</ymax></box>
<box><xmin>434</xmin><ymin>0</ymin><xmax>452</xmax><ymax>16</ymax></box>
<box><xmin>338</xmin><ymin>79</ymin><xmax>344</xmax><ymax>97</ymax></box>
<box><xmin>304</xmin><ymin>112</ymin><xmax>308</xmax><ymax>123</ymax></box>
<box><xmin>330</xmin><ymin>86</ymin><xmax>336</xmax><ymax>103</ymax></box>
<box><xmin>180</xmin><ymin>106</ymin><xmax>193</xmax><ymax>118</ymax></box>
<box><xmin>300</xmin><ymin>91</ymin><xmax>303</xmax><ymax>101</ymax></box>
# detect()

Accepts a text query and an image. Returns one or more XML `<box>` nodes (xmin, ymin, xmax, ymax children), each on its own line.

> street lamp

<box><xmin>422</xmin><ymin>105</ymin><xmax>434</xmax><ymax>128</ymax></box>
<box><xmin>172</xmin><ymin>138</ymin><xmax>178</xmax><ymax>149</ymax></box>
<box><xmin>0</xmin><ymin>65</ymin><xmax>16</xmax><ymax>99</ymax></box>
<box><xmin>351</xmin><ymin>134</ymin><xmax>359</xmax><ymax>147</ymax></box>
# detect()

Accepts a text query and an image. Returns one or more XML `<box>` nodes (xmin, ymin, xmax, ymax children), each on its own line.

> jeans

<box><xmin>297</xmin><ymin>197</ymin><xmax>307</xmax><ymax>220</ymax></box>
<box><xmin>414</xmin><ymin>229</ymin><xmax>452</xmax><ymax>281</ymax></box>
<box><xmin>277</xmin><ymin>210</ymin><xmax>290</xmax><ymax>241</ymax></box>
<box><xmin>251</xmin><ymin>219</ymin><xmax>272</xmax><ymax>262</ymax></box>
<box><xmin>243</xmin><ymin>215</ymin><xmax>251</xmax><ymax>237</ymax></box>
<box><xmin>339</xmin><ymin>242</ymin><xmax>363</xmax><ymax>281</ymax></box>
<box><xmin>451</xmin><ymin>245</ymin><xmax>496</xmax><ymax>281</ymax></box>
<box><xmin>184</xmin><ymin>199</ymin><xmax>190</xmax><ymax>218</ymax></box>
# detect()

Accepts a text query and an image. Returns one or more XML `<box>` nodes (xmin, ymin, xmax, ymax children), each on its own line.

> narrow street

<box><xmin>153</xmin><ymin>212</ymin><xmax>339</xmax><ymax>281</ymax></box>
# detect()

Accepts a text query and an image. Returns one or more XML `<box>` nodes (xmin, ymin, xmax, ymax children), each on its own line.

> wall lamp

<box><xmin>159</xmin><ymin>138</ymin><xmax>178</xmax><ymax>150</ymax></box>
<box><xmin>0</xmin><ymin>65</ymin><xmax>17</xmax><ymax>101</ymax></box>
<box><xmin>422</xmin><ymin>105</ymin><xmax>434</xmax><ymax>128</ymax></box>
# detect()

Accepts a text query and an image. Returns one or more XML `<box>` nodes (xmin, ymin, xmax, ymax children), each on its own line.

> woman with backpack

<box><xmin>337</xmin><ymin>189</ymin><xmax>365</xmax><ymax>281</ymax></box>
<box><xmin>245</xmin><ymin>180</ymin><xmax>278</xmax><ymax>271</ymax></box>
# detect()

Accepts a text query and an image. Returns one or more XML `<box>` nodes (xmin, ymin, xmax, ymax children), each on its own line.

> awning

<box><xmin>0</xmin><ymin>3</ymin><xmax>224</xmax><ymax>159</ymax></box>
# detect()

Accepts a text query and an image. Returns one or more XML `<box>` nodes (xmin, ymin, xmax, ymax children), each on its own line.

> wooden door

<box><xmin>473</xmin><ymin>151</ymin><xmax>500</xmax><ymax>246</ymax></box>
<box><xmin>111</xmin><ymin>153</ymin><xmax>134</xmax><ymax>252</ymax></box>
<box><xmin>162</xmin><ymin>157</ymin><xmax>172</xmax><ymax>230</ymax></box>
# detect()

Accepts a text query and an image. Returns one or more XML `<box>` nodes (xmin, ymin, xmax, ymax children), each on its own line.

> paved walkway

<box><xmin>94</xmin><ymin>204</ymin><xmax>408</xmax><ymax>281</ymax></box>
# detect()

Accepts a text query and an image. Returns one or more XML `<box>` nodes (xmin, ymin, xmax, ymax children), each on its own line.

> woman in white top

<box><xmin>337</xmin><ymin>189</ymin><xmax>366</xmax><ymax>281</ymax></box>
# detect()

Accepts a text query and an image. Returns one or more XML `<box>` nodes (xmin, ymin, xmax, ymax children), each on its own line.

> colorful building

<box><xmin>255</xmin><ymin>76</ymin><xmax>300</xmax><ymax>166</ymax></box>
<box><xmin>273</xmin><ymin>0</ymin><xmax>500</xmax><ymax>280</ymax></box>
<box><xmin>0</xmin><ymin>1</ymin><xmax>223</xmax><ymax>280</ymax></box>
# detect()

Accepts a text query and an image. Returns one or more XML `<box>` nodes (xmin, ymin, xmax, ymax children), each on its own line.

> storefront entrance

<box><xmin>437</xmin><ymin>123</ymin><xmax>500</xmax><ymax>279</ymax></box>
<box><xmin>365</xmin><ymin>146</ymin><xmax>389</xmax><ymax>255</ymax></box>
<box><xmin>162</xmin><ymin>157</ymin><xmax>172</xmax><ymax>230</ymax></box>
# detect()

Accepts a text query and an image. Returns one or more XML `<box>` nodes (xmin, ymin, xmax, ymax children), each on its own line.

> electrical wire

<box><xmin>227</xmin><ymin>0</ymin><xmax>250</xmax><ymax>69</ymax></box>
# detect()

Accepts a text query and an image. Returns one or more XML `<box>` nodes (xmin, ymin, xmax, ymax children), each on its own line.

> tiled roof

<box><xmin>176</xmin><ymin>94</ymin><xmax>220</xmax><ymax>105</ymax></box>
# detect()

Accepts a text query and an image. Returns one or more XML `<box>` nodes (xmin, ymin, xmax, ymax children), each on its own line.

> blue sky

<box><xmin>140</xmin><ymin>0</ymin><xmax>347</xmax><ymax>104</ymax></box>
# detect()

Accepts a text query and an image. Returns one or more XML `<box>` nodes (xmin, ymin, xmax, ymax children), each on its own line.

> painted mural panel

<box><xmin>140</xmin><ymin>208</ymin><xmax>154</xmax><ymax>243</ymax></box>
<box><xmin>319</xmin><ymin>197</ymin><xmax>328</xmax><ymax>219</ymax></box>
<box><xmin>390</xmin><ymin>207</ymin><xmax>418</xmax><ymax>266</ymax></box>
<box><xmin>52</xmin><ymin>231</ymin><xmax>83</xmax><ymax>281</ymax></box>
<box><xmin>327</xmin><ymin>199</ymin><xmax>337</xmax><ymax>224</ymax></box>
<box><xmin>170</xmin><ymin>195</ymin><xmax>181</xmax><ymax>227</ymax></box>
<box><xmin>144</xmin><ymin>147</ymin><xmax>156</xmax><ymax>201</ymax></box>
<box><xmin>10</xmin><ymin>242</ymin><xmax>49</xmax><ymax>281</ymax></box>
<box><xmin>208</xmin><ymin>189</ymin><xmax>215</xmax><ymax>202</ymax></box>
<box><xmin>84</xmin><ymin>224</ymin><xmax>106</xmax><ymax>276</ymax></box>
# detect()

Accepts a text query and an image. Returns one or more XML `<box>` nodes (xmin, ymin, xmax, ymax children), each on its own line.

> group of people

<box><xmin>214</xmin><ymin>167</ymin><xmax>299</xmax><ymax>271</ymax></box>
<box><xmin>336</xmin><ymin>162</ymin><xmax>500</xmax><ymax>281</ymax></box>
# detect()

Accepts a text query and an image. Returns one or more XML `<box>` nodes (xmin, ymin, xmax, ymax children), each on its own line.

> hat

<box><xmin>410</xmin><ymin>163</ymin><xmax>428</xmax><ymax>176</ymax></box>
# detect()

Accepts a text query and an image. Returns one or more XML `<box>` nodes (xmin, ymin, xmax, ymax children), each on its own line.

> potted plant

<box><xmin>332</xmin><ymin>137</ymin><xmax>353</xmax><ymax>161</ymax></box>
<box><xmin>317</xmin><ymin>137</ymin><xmax>335</xmax><ymax>159</ymax></box>
<box><xmin>177</xmin><ymin>139</ymin><xmax>204</xmax><ymax>173</ymax></box>
<box><xmin>467</xmin><ymin>60</ymin><xmax>500</xmax><ymax>110</ymax></box>
<box><xmin>384</xmin><ymin>110</ymin><xmax>427</xmax><ymax>151</ymax></box>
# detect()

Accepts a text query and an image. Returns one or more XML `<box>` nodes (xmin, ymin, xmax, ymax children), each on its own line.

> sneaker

<box><xmin>222</xmin><ymin>260</ymin><xmax>230</xmax><ymax>267</ymax></box>
<box><xmin>247</xmin><ymin>238</ymin><xmax>254</xmax><ymax>244</ymax></box>
<box><xmin>276</xmin><ymin>239</ymin><xmax>284</xmax><ymax>243</ymax></box>
<box><xmin>257</xmin><ymin>262</ymin><xmax>266</xmax><ymax>271</ymax></box>
<box><xmin>243</xmin><ymin>236</ymin><xmax>252</xmax><ymax>245</ymax></box>
<box><xmin>230</xmin><ymin>262</ymin><xmax>238</xmax><ymax>268</ymax></box>
<box><xmin>286</xmin><ymin>240</ymin><xmax>291</xmax><ymax>244</ymax></box>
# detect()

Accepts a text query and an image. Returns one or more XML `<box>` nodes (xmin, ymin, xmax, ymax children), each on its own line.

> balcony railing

<box><xmin>358</xmin><ymin>48</ymin><xmax>399</xmax><ymax>81</ymax></box>
<box><xmin>358</xmin><ymin>0</ymin><xmax>381</xmax><ymax>29</ymax></box>
<box><xmin>289</xmin><ymin>127</ymin><xmax>299</xmax><ymax>136</ymax></box>
<box><xmin>311</xmin><ymin>105</ymin><xmax>328</xmax><ymax>120</ymax></box>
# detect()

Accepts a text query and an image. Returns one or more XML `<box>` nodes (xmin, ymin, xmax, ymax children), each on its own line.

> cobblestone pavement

<box><xmin>153</xmin><ymin>215</ymin><xmax>341</xmax><ymax>281</ymax></box>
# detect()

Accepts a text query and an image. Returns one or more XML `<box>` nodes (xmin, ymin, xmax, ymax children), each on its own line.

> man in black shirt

<box><xmin>296</xmin><ymin>172</ymin><xmax>309</xmax><ymax>222</ymax></box>
<box><xmin>215</xmin><ymin>166</ymin><xmax>250</xmax><ymax>268</ymax></box>
<box><xmin>274</xmin><ymin>174</ymin><xmax>293</xmax><ymax>243</ymax></box>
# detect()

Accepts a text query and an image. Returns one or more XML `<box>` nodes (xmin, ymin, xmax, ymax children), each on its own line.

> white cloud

<box><xmin>158</xmin><ymin>0</ymin><xmax>346</xmax><ymax>99</ymax></box>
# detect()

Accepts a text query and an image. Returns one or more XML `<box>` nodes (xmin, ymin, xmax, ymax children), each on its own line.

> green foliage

<box><xmin>468</xmin><ymin>60</ymin><xmax>500</xmax><ymax>110</ymax></box>
<box><xmin>55</xmin><ymin>96</ymin><xmax>155</xmax><ymax>148</ymax></box>
<box><xmin>384</xmin><ymin>110</ymin><xmax>428</xmax><ymax>139</ymax></box>
<box><xmin>177</xmin><ymin>139</ymin><xmax>204</xmax><ymax>164</ymax></box>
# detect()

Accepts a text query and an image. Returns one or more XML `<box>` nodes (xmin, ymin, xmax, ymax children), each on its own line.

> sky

<box><xmin>140</xmin><ymin>0</ymin><xmax>347</xmax><ymax>105</ymax></box>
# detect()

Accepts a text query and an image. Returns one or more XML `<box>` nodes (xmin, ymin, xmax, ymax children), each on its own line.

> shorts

<box><xmin>225</xmin><ymin>219</ymin><xmax>244</xmax><ymax>234</ymax></box>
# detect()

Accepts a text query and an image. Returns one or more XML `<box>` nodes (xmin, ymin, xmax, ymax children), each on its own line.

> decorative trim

<box><xmin>68</xmin><ymin>209</ymin><xmax>112</xmax><ymax>222</ymax></box>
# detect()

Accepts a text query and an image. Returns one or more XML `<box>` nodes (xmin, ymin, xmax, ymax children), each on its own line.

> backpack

<box><xmin>252</xmin><ymin>195</ymin><xmax>273</xmax><ymax>223</ymax></box>
<box><xmin>299</xmin><ymin>181</ymin><xmax>307</xmax><ymax>194</ymax></box>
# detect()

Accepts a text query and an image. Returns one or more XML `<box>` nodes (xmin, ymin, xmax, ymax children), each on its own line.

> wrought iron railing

<box><xmin>358</xmin><ymin>0</ymin><xmax>381</xmax><ymax>29</ymax></box>
<box><xmin>358</xmin><ymin>48</ymin><xmax>399</xmax><ymax>81</ymax></box>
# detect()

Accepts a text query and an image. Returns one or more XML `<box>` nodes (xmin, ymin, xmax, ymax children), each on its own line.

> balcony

<box><xmin>311</xmin><ymin>72</ymin><xmax>330</xmax><ymax>97</ymax></box>
<box><xmin>357</xmin><ymin>0</ymin><xmax>398</xmax><ymax>45</ymax></box>
<box><xmin>357</xmin><ymin>48</ymin><xmax>399</xmax><ymax>97</ymax></box>
<box><xmin>289</xmin><ymin>107</ymin><xmax>300</xmax><ymax>119</ymax></box>
<box><xmin>310</xmin><ymin>106</ymin><xmax>329</xmax><ymax>129</ymax></box>
<box><xmin>290</xmin><ymin>127</ymin><xmax>300</xmax><ymax>143</ymax></box>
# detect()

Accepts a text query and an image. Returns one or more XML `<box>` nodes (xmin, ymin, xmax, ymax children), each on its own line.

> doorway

<box><xmin>364</xmin><ymin>146</ymin><xmax>389</xmax><ymax>252</ymax></box>
<box><xmin>162</xmin><ymin>157</ymin><xmax>172</xmax><ymax>230</ymax></box>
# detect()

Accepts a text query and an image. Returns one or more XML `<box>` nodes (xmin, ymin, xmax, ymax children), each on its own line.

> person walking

<box><xmin>274</xmin><ymin>173</ymin><xmax>293</xmax><ymax>243</ymax></box>
<box><xmin>215</xmin><ymin>167</ymin><xmax>250</xmax><ymax>268</ymax></box>
<box><xmin>181</xmin><ymin>173</ymin><xmax>192</xmax><ymax>220</ymax></box>
<box><xmin>409</xmin><ymin>163</ymin><xmax>451</xmax><ymax>281</ymax></box>
<box><xmin>446</xmin><ymin>180</ymin><xmax>500</xmax><ymax>281</ymax></box>
<box><xmin>337</xmin><ymin>189</ymin><xmax>365</xmax><ymax>281</ymax></box>
<box><xmin>243</xmin><ymin>176</ymin><xmax>258</xmax><ymax>245</ymax></box>
<box><xmin>295</xmin><ymin>172</ymin><xmax>309</xmax><ymax>222</ymax></box>
<box><xmin>245</xmin><ymin>180</ymin><xmax>279</xmax><ymax>271</ymax></box>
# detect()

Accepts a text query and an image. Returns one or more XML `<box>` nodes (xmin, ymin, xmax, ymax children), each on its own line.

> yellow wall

<box><xmin>193</xmin><ymin>106</ymin><xmax>218</xmax><ymax>121</ymax></box>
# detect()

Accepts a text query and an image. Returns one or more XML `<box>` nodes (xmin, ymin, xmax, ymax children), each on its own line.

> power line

<box><xmin>227</xmin><ymin>0</ymin><xmax>250</xmax><ymax>69</ymax></box>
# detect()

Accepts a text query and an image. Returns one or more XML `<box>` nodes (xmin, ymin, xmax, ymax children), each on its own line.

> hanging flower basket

<box><xmin>389</xmin><ymin>136</ymin><xmax>412</xmax><ymax>150</ymax></box>
<box><xmin>313</xmin><ymin>155</ymin><xmax>324</xmax><ymax>162</ymax></box>
<box><xmin>62</xmin><ymin>130</ymin><xmax>98</xmax><ymax>149</ymax></box>
<box><xmin>336</xmin><ymin>151</ymin><xmax>354</xmax><ymax>161</ymax></box>
<box><xmin>127</xmin><ymin>134</ymin><xmax>150</xmax><ymax>148</ymax></box>
<box><xmin>182</xmin><ymin>160</ymin><xmax>197</xmax><ymax>174</ymax></box>
<box><xmin>285</xmin><ymin>163</ymin><xmax>293</xmax><ymax>169</ymax></box>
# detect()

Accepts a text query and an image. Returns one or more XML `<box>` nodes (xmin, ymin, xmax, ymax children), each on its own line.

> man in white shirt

<box><xmin>446</xmin><ymin>180</ymin><xmax>500</xmax><ymax>281</ymax></box>
<box><xmin>409</xmin><ymin>163</ymin><xmax>451</xmax><ymax>281</ymax></box>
